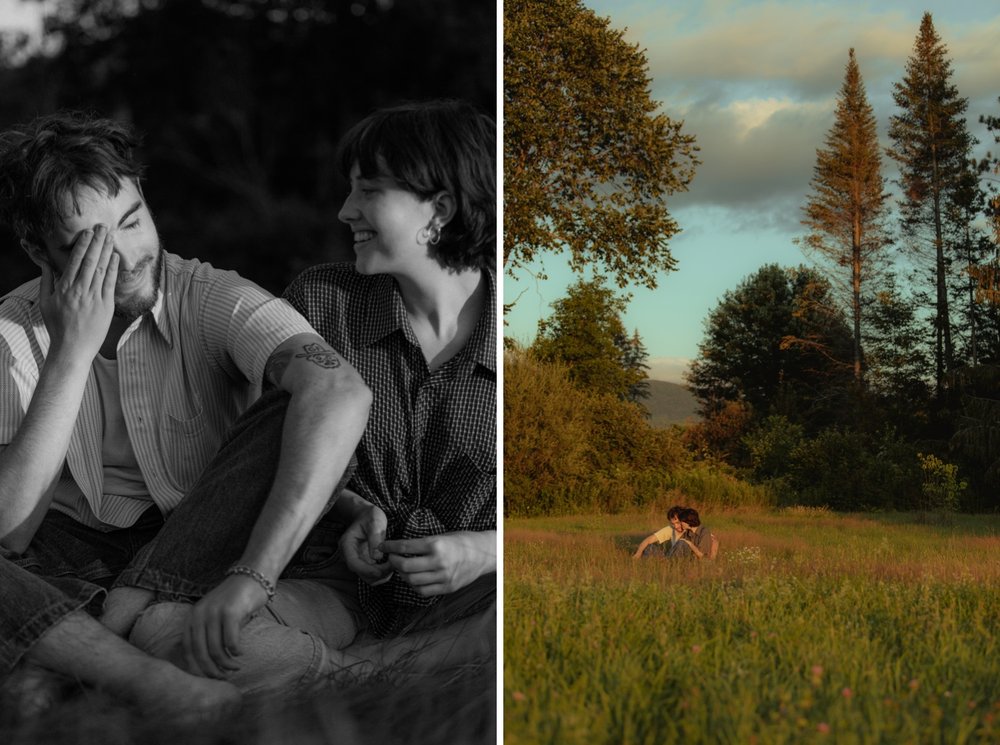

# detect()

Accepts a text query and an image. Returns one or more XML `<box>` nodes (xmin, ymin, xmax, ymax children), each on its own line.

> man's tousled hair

<box><xmin>337</xmin><ymin>99</ymin><xmax>495</xmax><ymax>271</ymax></box>
<box><xmin>0</xmin><ymin>111</ymin><xmax>144</xmax><ymax>247</ymax></box>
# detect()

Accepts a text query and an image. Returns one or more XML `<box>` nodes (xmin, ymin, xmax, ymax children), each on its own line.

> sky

<box><xmin>4</xmin><ymin>2</ymin><xmax>1000</xmax><ymax>384</ymax></box>
<box><xmin>0</xmin><ymin>0</ymin><xmax>44</xmax><ymax>33</ymax></box>
<box><xmin>503</xmin><ymin>0</ymin><xmax>1000</xmax><ymax>382</ymax></box>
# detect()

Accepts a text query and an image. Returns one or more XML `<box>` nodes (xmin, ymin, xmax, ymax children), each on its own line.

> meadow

<box><xmin>504</xmin><ymin>508</ymin><xmax>1000</xmax><ymax>744</ymax></box>
<box><xmin>0</xmin><ymin>657</ymin><xmax>495</xmax><ymax>745</ymax></box>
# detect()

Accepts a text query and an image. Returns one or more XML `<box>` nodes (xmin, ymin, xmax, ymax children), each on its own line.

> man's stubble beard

<box><xmin>113</xmin><ymin>246</ymin><xmax>164</xmax><ymax>322</ymax></box>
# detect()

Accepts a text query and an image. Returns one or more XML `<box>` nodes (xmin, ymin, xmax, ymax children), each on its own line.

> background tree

<box><xmin>532</xmin><ymin>277</ymin><xmax>649</xmax><ymax>401</ymax></box>
<box><xmin>862</xmin><ymin>274</ymin><xmax>932</xmax><ymax>428</ymax></box>
<box><xmin>946</xmin><ymin>163</ymin><xmax>999</xmax><ymax>366</ymax></box>
<box><xmin>887</xmin><ymin>12</ymin><xmax>974</xmax><ymax>398</ymax></box>
<box><xmin>686</xmin><ymin>264</ymin><xmax>854</xmax><ymax>428</ymax></box>
<box><xmin>618</xmin><ymin>329</ymin><xmax>651</xmax><ymax>402</ymax></box>
<box><xmin>503</xmin><ymin>0</ymin><xmax>699</xmax><ymax>292</ymax></box>
<box><xmin>0</xmin><ymin>0</ymin><xmax>495</xmax><ymax>298</ymax></box>
<box><xmin>800</xmin><ymin>48</ymin><xmax>891</xmax><ymax>387</ymax></box>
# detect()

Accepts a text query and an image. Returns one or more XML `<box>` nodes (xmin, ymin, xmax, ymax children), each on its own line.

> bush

<box><xmin>744</xmin><ymin>415</ymin><xmax>805</xmax><ymax>481</ymax></box>
<box><xmin>782</xmin><ymin>428</ymin><xmax>923</xmax><ymax>510</ymax></box>
<box><xmin>917</xmin><ymin>453</ymin><xmax>966</xmax><ymax>513</ymax></box>
<box><xmin>504</xmin><ymin>346</ymin><xmax>763</xmax><ymax>516</ymax></box>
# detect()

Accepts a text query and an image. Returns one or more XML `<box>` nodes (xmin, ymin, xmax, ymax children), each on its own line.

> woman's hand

<box><xmin>339</xmin><ymin>503</ymin><xmax>393</xmax><ymax>586</ymax></box>
<box><xmin>183</xmin><ymin>575</ymin><xmax>269</xmax><ymax>678</ymax></box>
<box><xmin>382</xmin><ymin>530</ymin><xmax>495</xmax><ymax>597</ymax></box>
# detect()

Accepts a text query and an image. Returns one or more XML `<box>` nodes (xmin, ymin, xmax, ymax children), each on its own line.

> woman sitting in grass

<box><xmin>669</xmin><ymin>507</ymin><xmax>718</xmax><ymax>560</ymax></box>
<box><xmin>633</xmin><ymin>506</ymin><xmax>718</xmax><ymax>560</ymax></box>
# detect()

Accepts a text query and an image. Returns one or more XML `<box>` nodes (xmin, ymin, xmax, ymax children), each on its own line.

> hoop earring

<box><xmin>427</xmin><ymin>222</ymin><xmax>442</xmax><ymax>246</ymax></box>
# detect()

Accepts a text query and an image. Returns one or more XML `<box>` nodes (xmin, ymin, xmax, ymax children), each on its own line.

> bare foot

<box><xmin>0</xmin><ymin>662</ymin><xmax>70</xmax><ymax>719</ymax></box>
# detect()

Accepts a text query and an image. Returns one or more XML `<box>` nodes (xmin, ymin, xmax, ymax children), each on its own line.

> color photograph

<box><xmin>504</xmin><ymin>0</ymin><xmax>1000</xmax><ymax>741</ymax></box>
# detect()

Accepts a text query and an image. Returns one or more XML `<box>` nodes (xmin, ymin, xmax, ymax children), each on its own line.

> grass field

<box><xmin>0</xmin><ymin>659</ymin><xmax>495</xmax><ymax>745</ymax></box>
<box><xmin>504</xmin><ymin>508</ymin><xmax>1000</xmax><ymax>744</ymax></box>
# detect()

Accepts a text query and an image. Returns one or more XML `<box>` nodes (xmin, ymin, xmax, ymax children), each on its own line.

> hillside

<box><xmin>641</xmin><ymin>379</ymin><xmax>700</xmax><ymax>428</ymax></box>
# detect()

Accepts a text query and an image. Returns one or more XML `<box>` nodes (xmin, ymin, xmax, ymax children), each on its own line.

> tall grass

<box><xmin>0</xmin><ymin>660</ymin><xmax>495</xmax><ymax>744</ymax></box>
<box><xmin>505</xmin><ymin>511</ymin><xmax>1000</xmax><ymax>744</ymax></box>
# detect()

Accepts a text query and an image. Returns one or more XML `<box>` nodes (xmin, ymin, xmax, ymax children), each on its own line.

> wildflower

<box><xmin>841</xmin><ymin>688</ymin><xmax>853</xmax><ymax>699</ymax></box>
<box><xmin>811</xmin><ymin>665</ymin><xmax>824</xmax><ymax>678</ymax></box>
<box><xmin>512</xmin><ymin>691</ymin><xmax>527</xmax><ymax>703</ymax></box>
<box><xmin>909</xmin><ymin>679</ymin><xmax>920</xmax><ymax>691</ymax></box>
<box><xmin>817</xmin><ymin>723</ymin><xmax>831</xmax><ymax>735</ymax></box>
<box><xmin>691</xmin><ymin>644</ymin><xmax>702</xmax><ymax>654</ymax></box>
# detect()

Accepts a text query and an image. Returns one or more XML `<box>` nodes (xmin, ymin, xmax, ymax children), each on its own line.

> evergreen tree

<box><xmin>887</xmin><ymin>12</ymin><xmax>975</xmax><ymax>397</ymax></box>
<box><xmin>945</xmin><ymin>163</ymin><xmax>998</xmax><ymax>366</ymax></box>
<box><xmin>863</xmin><ymin>274</ymin><xmax>932</xmax><ymax>425</ymax></box>
<box><xmin>687</xmin><ymin>264</ymin><xmax>854</xmax><ymax>428</ymax></box>
<box><xmin>617</xmin><ymin>329</ymin><xmax>651</xmax><ymax>403</ymax></box>
<box><xmin>532</xmin><ymin>277</ymin><xmax>648</xmax><ymax>401</ymax></box>
<box><xmin>801</xmin><ymin>48</ymin><xmax>891</xmax><ymax>387</ymax></box>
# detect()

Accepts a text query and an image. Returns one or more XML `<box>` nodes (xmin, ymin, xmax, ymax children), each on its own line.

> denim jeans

<box><xmin>113</xmin><ymin>389</ymin><xmax>361</xmax><ymax>695</ymax></box>
<box><xmin>118</xmin><ymin>387</ymin><xmax>496</xmax><ymax>696</ymax></box>
<box><xmin>0</xmin><ymin>507</ymin><xmax>162</xmax><ymax>674</ymax></box>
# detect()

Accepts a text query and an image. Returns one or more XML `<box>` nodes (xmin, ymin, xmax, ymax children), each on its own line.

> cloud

<box><xmin>619</xmin><ymin>2</ymin><xmax>1000</xmax><ymax>218</ymax></box>
<box><xmin>669</xmin><ymin>95</ymin><xmax>833</xmax><ymax>220</ymax></box>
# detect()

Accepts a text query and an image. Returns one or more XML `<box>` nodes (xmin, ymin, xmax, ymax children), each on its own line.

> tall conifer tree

<box><xmin>887</xmin><ymin>12</ymin><xmax>974</xmax><ymax>397</ymax></box>
<box><xmin>802</xmin><ymin>48</ymin><xmax>890</xmax><ymax>386</ymax></box>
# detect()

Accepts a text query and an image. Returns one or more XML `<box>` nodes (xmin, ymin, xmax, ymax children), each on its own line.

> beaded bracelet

<box><xmin>225</xmin><ymin>564</ymin><xmax>276</xmax><ymax>602</ymax></box>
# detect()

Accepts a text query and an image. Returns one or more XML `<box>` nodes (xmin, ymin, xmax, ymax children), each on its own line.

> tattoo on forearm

<box><xmin>264</xmin><ymin>350</ymin><xmax>293</xmax><ymax>386</ymax></box>
<box><xmin>296</xmin><ymin>342</ymin><xmax>342</xmax><ymax>369</ymax></box>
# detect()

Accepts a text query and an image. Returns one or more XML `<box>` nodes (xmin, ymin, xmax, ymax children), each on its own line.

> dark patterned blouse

<box><xmin>283</xmin><ymin>263</ymin><xmax>496</xmax><ymax>636</ymax></box>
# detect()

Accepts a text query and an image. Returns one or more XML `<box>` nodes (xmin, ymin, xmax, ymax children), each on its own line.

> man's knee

<box><xmin>131</xmin><ymin>601</ymin><xmax>336</xmax><ymax>697</ymax></box>
<box><xmin>129</xmin><ymin>601</ymin><xmax>190</xmax><ymax>663</ymax></box>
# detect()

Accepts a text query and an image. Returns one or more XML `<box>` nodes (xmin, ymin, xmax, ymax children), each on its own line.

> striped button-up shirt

<box><xmin>284</xmin><ymin>262</ymin><xmax>496</xmax><ymax>636</ymax></box>
<box><xmin>0</xmin><ymin>252</ymin><xmax>316</xmax><ymax>530</ymax></box>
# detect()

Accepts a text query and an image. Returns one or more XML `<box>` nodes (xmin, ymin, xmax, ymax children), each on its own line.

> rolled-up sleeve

<box><xmin>196</xmin><ymin>270</ymin><xmax>320</xmax><ymax>387</ymax></box>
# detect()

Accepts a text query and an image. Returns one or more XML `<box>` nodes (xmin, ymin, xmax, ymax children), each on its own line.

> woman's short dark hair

<box><xmin>678</xmin><ymin>508</ymin><xmax>701</xmax><ymax>528</ymax></box>
<box><xmin>337</xmin><ymin>100</ymin><xmax>495</xmax><ymax>271</ymax></box>
<box><xmin>667</xmin><ymin>506</ymin><xmax>683</xmax><ymax>520</ymax></box>
<box><xmin>0</xmin><ymin>111</ymin><xmax>144</xmax><ymax>248</ymax></box>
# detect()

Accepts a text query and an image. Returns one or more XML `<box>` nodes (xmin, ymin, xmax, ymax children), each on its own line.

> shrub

<box><xmin>917</xmin><ymin>453</ymin><xmax>966</xmax><ymax>513</ymax></box>
<box><xmin>744</xmin><ymin>415</ymin><xmax>805</xmax><ymax>481</ymax></box>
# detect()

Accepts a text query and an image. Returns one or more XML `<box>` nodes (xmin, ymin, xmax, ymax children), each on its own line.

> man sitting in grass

<box><xmin>634</xmin><ymin>506</ymin><xmax>718</xmax><ymax>560</ymax></box>
<box><xmin>632</xmin><ymin>505</ymin><xmax>684</xmax><ymax>558</ymax></box>
<box><xmin>0</xmin><ymin>112</ymin><xmax>370</xmax><ymax>719</ymax></box>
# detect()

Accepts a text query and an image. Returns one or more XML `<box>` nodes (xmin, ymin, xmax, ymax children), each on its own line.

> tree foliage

<box><xmin>801</xmin><ymin>48</ymin><xmax>890</xmax><ymax>386</ymax></box>
<box><xmin>862</xmin><ymin>274</ymin><xmax>932</xmax><ymax>426</ymax></box>
<box><xmin>0</xmin><ymin>0</ymin><xmax>495</xmax><ymax>297</ymax></box>
<box><xmin>686</xmin><ymin>264</ymin><xmax>854</xmax><ymax>427</ymax></box>
<box><xmin>503</xmin><ymin>0</ymin><xmax>699</xmax><ymax>291</ymax></box>
<box><xmin>532</xmin><ymin>277</ymin><xmax>649</xmax><ymax>402</ymax></box>
<box><xmin>503</xmin><ymin>344</ymin><xmax>687</xmax><ymax>516</ymax></box>
<box><xmin>887</xmin><ymin>12</ymin><xmax>974</xmax><ymax>396</ymax></box>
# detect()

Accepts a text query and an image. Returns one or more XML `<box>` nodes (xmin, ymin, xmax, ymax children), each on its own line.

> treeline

<box><xmin>504</xmin><ymin>344</ymin><xmax>774</xmax><ymax>517</ymax></box>
<box><xmin>505</xmin><ymin>11</ymin><xmax>1000</xmax><ymax>516</ymax></box>
<box><xmin>688</xmin><ymin>14</ymin><xmax>1000</xmax><ymax>513</ymax></box>
<box><xmin>0</xmin><ymin>0</ymin><xmax>495</xmax><ymax>298</ymax></box>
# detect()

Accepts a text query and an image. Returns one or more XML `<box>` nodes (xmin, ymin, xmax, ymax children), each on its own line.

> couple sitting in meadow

<box><xmin>632</xmin><ymin>506</ymin><xmax>718</xmax><ymax>561</ymax></box>
<box><xmin>0</xmin><ymin>101</ymin><xmax>495</xmax><ymax>719</ymax></box>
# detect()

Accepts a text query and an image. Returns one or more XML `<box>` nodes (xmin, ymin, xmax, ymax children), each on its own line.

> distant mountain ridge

<box><xmin>641</xmin><ymin>379</ymin><xmax>700</xmax><ymax>428</ymax></box>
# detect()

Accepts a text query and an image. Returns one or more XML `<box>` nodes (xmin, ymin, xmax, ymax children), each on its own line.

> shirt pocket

<box><xmin>160</xmin><ymin>405</ymin><xmax>212</xmax><ymax>493</ymax></box>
